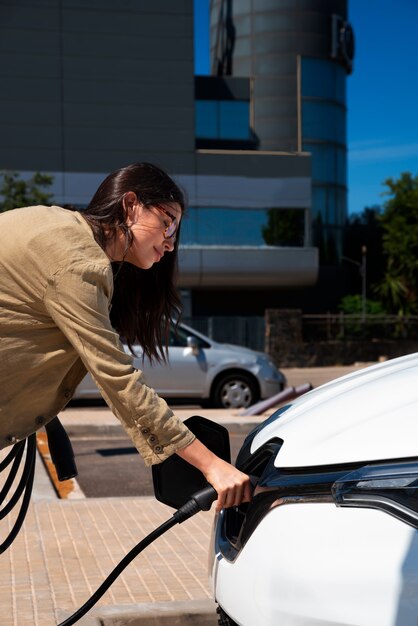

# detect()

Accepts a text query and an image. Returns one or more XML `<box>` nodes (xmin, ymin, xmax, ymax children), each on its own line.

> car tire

<box><xmin>212</xmin><ymin>372</ymin><xmax>259</xmax><ymax>409</ymax></box>
<box><xmin>216</xmin><ymin>605</ymin><xmax>239</xmax><ymax>626</ymax></box>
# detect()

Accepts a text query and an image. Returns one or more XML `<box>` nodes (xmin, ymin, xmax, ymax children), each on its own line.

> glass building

<box><xmin>210</xmin><ymin>0</ymin><xmax>355</xmax><ymax>261</ymax></box>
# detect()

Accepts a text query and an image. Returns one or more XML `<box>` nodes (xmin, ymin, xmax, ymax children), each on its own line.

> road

<box><xmin>71</xmin><ymin>431</ymin><xmax>247</xmax><ymax>498</ymax></box>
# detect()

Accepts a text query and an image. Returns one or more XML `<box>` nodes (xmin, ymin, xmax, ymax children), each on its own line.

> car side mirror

<box><xmin>186</xmin><ymin>335</ymin><xmax>200</xmax><ymax>356</ymax></box>
<box><xmin>152</xmin><ymin>415</ymin><xmax>231</xmax><ymax>510</ymax></box>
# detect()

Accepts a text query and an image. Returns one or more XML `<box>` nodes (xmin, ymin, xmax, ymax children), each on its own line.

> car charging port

<box><xmin>219</xmin><ymin>438</ymin><xmax>283</xmax><ymax>559</ymax></box>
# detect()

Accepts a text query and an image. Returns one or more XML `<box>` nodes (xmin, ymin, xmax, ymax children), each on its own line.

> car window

<box><xmin>169</xmin><ymin>326</ymin><xmax>210</xmax><ymax>349</ymax></box>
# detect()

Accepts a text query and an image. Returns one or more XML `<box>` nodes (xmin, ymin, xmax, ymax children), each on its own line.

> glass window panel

<box><xmin>195</xmin><ymin>100</ymin><xmax>218</xmax><ymax>138</ymax></box>
<box><xmin>303</xmin><ymin>143</ymin><xmax>336</xmax><ymax>184</ymax></box>
<box><xmin>336</xmin><ymin>147</ymin><xmax>347</xmax><ymax>186</ymax></box>
<box><xmin>312</xmin><ymin>185</ymin><xmax>346</xmax><ymax>229</ymax></box>
<box><xmin>180</xmin><ymin>209</ymin><xmax>199</xmax><ymax>244</ymax></box>
<box><xmin>303</xmin><ymin>143</ymin><xmax>347</xmax><ymax>186</ymax></box>
<box><xmin>219</xmin><ymin>101</ymin><xmax>250</xmax><ymax>139</ymax></box>
<box><xmin>302</xmin><ymin>58</ymin><xmax>335</xmax><ymax>99</ymax></box>
<box><xmin>302</xmin><ymin>57</ymin><xmax>346</xmax><ymax>104</ymax></box>
<box><xmin>335</xmin><ymin>65</ymin><xmax>346</xmax><ymax>104</ymax></box>
<box><xmin>195</xmin><ymin>100</ymin><xmax>250</xmax><ymax>140</ymax></box>
<box><xmin>336</xmin><ymin>105</ymin><xmax>346</xmax><ymax>143</ymax></box>
<box><xmin>198</xmin><ymin>207</ymin><xmax>265</xmax><ymax>244</ymax></box>
<box><xmin>311</xmin><ymin>186</ymin><xmax>326</xmax><ymax>222</ymax></box>
<box><xmin>180</xmin><ymin>207</ymin><xmax>305</xmax><ymax>247</ymax></box>
<box><xmin>302</xmin><ymin>101</ymin><xmax>346</xmax><ymax>143</ymax></box>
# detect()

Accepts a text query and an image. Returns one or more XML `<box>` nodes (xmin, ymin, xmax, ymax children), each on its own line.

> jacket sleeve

<box><xmin>44</xmin><ymin>260</ymin><xmax>195</xmax><ymax>466</ymax></box>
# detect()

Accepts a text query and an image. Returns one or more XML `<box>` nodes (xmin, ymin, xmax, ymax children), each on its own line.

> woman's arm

<box><xmin>176</xmin><ymin>438</ymin><xmax>252</xmax><ymax>512</ymax></box>
<box><xmin>44</xmin><ymin>262</ymin><xmax>196</xmax><ymax>465</ymax></box>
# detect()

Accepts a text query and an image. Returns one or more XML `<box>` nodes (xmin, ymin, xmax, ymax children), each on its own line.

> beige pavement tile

<box><xmin>0</xmin><ymin>497</ymin><xmax>214</xmax><ymax>624</ymax></box>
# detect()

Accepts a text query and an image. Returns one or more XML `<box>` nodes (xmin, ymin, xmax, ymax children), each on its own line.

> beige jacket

<box><xmin>0</xmin><ymin>205</ymin><xmax>195</xmax><ymax>465</ymax></box>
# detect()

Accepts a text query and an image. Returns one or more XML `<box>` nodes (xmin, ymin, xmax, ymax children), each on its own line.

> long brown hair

<box><xmin>81</xmin><ymin>162</ymin><xmax>184</xmax><ymax>362</ymax></box>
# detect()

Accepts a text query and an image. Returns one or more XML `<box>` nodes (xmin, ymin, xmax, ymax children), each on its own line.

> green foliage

<box><xmin>377</xmin><ymin>172</ymin><xmax>418</xmax><ymax>314</ymax></box>
<box><xmin>337</xmin><ymin>295</ymin><xmax>386</xmax><ymax>339</ymax></box>
<box><xmin>339</xmin><ymin>294</ymin><xmax>386</xmax><ymax>315</ymax></box>
<box><xmin>374</xmin><ymin>261</ymin><xmax>410</xmax><ymax>315</ymax></box>
<box><xmin>0</xmin><ymin>171</ymin><xmax>54</xmax><ymax>213</ymax></box>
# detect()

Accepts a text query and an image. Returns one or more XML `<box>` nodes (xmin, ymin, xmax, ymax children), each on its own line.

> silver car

<box><xmin>73</xmin><ymin>322</ymin><xmax>286</xmax><ymax>408</ymax></box>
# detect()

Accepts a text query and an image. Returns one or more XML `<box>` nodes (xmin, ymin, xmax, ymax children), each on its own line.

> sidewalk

<box><xmin>0</xmin><ymin>364</ymin><xmax>372</xmax><ymax>625</ymax></box>
<box><xmin>0</xmin><ymin>464</ymin><xmax>219</xmax><ymax>625</ymax></box>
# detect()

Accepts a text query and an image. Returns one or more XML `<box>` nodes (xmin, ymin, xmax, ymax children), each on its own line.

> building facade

<box><xmin>0</xmin><ymin>0</ymin><xmax>353</xmax><ymax>316</ymax></box>
<box><xmin>210</xmin><ymin>0</ymin><xmax>354</xmax><ymax>262</ymax></box>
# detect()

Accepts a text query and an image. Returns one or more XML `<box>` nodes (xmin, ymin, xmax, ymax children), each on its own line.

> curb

<box><xmin>60</xmin><ymin>419</ymin><xmax>261</xmax><ymax>439</ymax></box>
<box><xmin>58</xmin><ymin>600</ymin><xmax>218</xmax><ymax>626</ymax></box>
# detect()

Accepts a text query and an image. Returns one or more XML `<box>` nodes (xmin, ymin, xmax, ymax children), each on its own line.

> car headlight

<box><xmin>256</xmin><ymin>355</ymin><xmax>278</xmax><ymax>370</ymax></box>
<box><xmin>333</xmin><ymin>460</ymin><xmax>418</xmax><ymax>528</ymax></box>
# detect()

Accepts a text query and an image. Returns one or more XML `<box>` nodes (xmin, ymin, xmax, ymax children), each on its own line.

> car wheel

<box><xmin>212</xmin><ymin>372</ymin><xmax>259</xmax><ymax>409</ymax></box>
<box><xmin>216</xmin><ymin>605</ymin><xmax>239</xmax><ymax>626</ymax></box>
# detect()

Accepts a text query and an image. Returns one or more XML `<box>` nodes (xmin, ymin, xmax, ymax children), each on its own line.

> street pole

<box><xmin>361</xmin><ymin>245</ymin><xmax>367</xmax><ymax>323</ymax></box>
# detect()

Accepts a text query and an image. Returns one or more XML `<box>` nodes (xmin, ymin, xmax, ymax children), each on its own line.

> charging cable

<box><xmin>0</xmin><ymin>415</ymin><xmax>220</xmax><ymax>625</ymax></box>
<box><xmin>0</xmin><ymin>435</ymin><xmax>36</xmax><ymax>554</ymax></box>
<box><xmin>57</xmin><ymin>485</ymin><xmax>217</xmax><ymax>626</ymax></box>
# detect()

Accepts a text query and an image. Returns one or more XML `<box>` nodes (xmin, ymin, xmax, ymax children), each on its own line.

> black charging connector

<box><xmin>173</xmin><ymin>485</ymin><xmax>218</xmax><ymax>523</ymax></box>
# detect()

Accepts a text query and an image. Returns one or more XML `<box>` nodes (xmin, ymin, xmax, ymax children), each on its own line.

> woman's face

<box><xmin>108</xmin><ymin>192</ymin><xmax>182</xmax><ymax>269</ymax></box>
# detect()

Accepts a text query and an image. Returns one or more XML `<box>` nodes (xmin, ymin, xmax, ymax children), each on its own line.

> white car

<box><xmin>211</xmin><ymin>353</ymin><xmax>418</xmax><ymax>625</ymax></box>
<box><xmin>74</xmin><ymin>322</ymin><xmax>285</xmax><ymax>408</ymax></box>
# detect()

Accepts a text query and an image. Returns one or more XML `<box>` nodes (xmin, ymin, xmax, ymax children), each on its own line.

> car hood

<box><xmin>219</xmin><ymin>344</ymin><xmax>265</xmax><ymax>359</ymax></box>
<box><xmin>251</xmin><ymin>353</ymin><xmax>418</xmax><ymax>468</ymax></box>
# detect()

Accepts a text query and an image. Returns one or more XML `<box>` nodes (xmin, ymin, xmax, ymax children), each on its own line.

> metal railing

<box><xmin>302</xmin><ymin>314</ymin><xmax>418</xmax><ymax>341</ymax></box>
<box><xmin>181</xmin><ymin>313</ymin><xmax>418</xmax><ymax>352</ymax></box>
<box><xmin>182</xmin><ymin>316</ymin><xmax>265</xmax><ymax>351</ymax></box>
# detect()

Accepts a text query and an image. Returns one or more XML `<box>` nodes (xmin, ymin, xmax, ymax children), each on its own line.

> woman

<box><xmin>0</xmin><ymin>162</ymin><xmax>250</xmax><ymax>511</ymax></box>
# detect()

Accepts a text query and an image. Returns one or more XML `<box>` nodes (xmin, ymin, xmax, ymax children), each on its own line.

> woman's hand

<box><xmin>176</xmin><ymin>438</ymin><xmax>252</xmax><ymax>512</ymax></box>
<box><xmin>202</xmin><ymin>454</ymin><xmax>252</xmax><ymax>511</ymax></box>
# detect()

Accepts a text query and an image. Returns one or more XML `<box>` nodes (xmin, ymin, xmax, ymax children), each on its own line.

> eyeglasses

<box><xmin>155</xmin><ymin>205</ymin><xmax>178</xmax><ymax>240</ymax></box>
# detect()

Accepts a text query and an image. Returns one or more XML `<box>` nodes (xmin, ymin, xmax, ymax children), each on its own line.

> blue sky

<box><xmin>194</xmin><ymin>0</ymin><xmax>418</xmax><ymax>215</ymax></box>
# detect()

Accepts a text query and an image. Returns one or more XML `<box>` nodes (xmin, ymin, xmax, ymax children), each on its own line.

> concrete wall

<box><xmin>178</xmin><ymin>246</ymin><xmax>318</xmax><ymax>287</ymax></box>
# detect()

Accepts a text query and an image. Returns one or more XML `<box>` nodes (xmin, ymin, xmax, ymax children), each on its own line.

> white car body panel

<box><xmin>212</xmin><ymin>353</ymin><xmax>418</xmax><ymax>626</ymax></box>
<box><xmin>251</xmin><ymin>353</ymin><xmax>418</xmax><ymax>467</ymax></box>
<box><xmin>214</xmin><ymin>504</ymin><xmax>418</xmax><ymax>626</ymax></box>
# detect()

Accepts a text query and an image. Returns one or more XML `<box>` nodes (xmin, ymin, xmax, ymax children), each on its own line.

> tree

<box><xmin>376</xmin><ymin>172</ymin><xmax>418</xmax><ymax>314</ymax></box>
<box><xmin>0</xmin><ymin>171</ymin><xmax>54</xmax><ymax>213</ymax></box>
<box><xmin>338</xmin><ymin>294</ymin><xmax>386</xmax><ymax>338</ymax></box>
<box><xmin>339</xmin><ymin>294</ymin><xmax>385</xmax><ymax>315</ymax></box>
